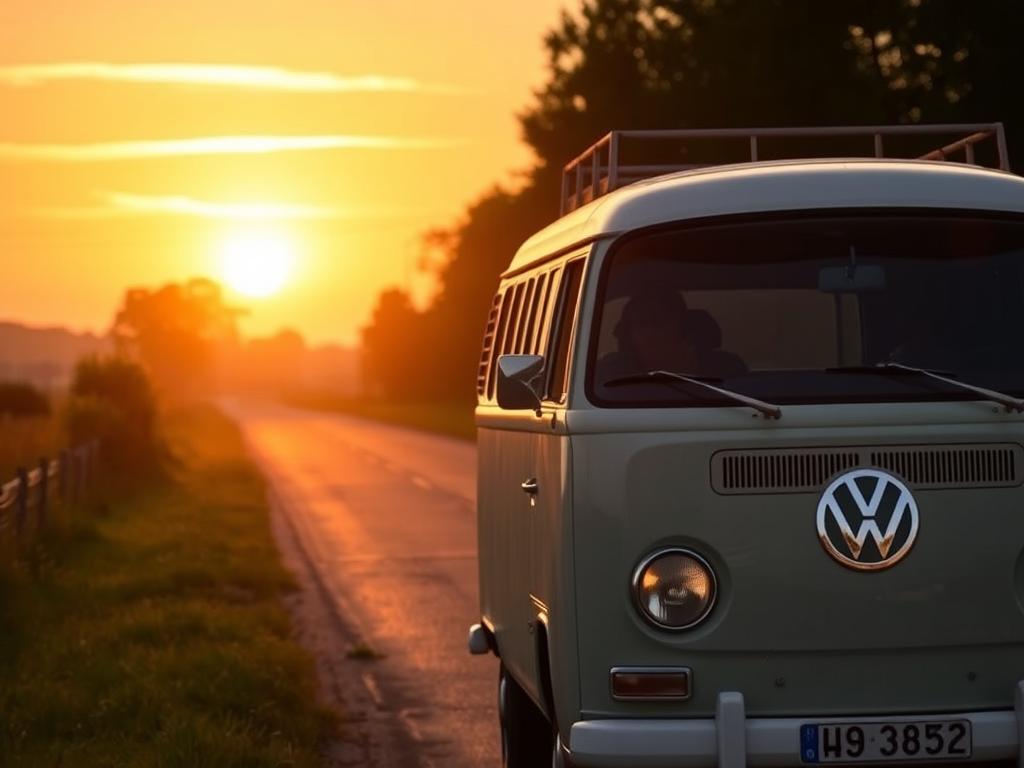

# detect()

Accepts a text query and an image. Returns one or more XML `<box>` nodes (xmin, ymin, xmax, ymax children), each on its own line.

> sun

<box><xmin>219</xmin><ymin>230</ymin><xmax>295</xmax><ymax>298</ymax></box>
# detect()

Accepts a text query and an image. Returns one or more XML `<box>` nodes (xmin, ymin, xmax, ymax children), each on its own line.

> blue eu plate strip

<box><xmin>801</xmin><ymin>724</ymin><xmax>819</xmax><ymax>763</ymax></box>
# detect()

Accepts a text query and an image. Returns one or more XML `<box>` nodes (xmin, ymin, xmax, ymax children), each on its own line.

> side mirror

<box><xmin>496</xmin><ymin>355</ymin><xmax>545</xmax><ymax>412</ymax></box>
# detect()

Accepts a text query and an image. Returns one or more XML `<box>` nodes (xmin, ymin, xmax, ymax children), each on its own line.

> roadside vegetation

<box><xmin>0</xmin><ymin>359</ymin><xmax>336</xmax><ymax>766</ymax></box>
<box><xmin>0</xmin><ymin>381</ymin><xmax>60</xmax><ymax>480</ymax></box>
<box><xmin>0</xmin><ymin>415</ymin><xmax>62</xmax><ymax>482</ymax></box>
<box><xmin>287</xmin><ymin>390</ymin><xmax>474</xmax><ymax>442</ymax></box>
<box><xmin>0</xmin><ymin>381</ymin><xmax>51</xmax><ymax>418</ymax></box>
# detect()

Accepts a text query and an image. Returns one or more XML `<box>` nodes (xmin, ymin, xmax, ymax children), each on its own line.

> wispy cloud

<box><xmin>25</xmin><ymin>191</ymin><xmax>430</xmax><ymax>221</ymax></box>
<box><xmin>0</xmin><ymin>134</ymin><xmax>461</xmax><ymax>162</ymax></box>
<box><xmin>99</xmin><ymin>191</ymin><xmax>339</xmax><ymax>220</ymax></box>
<box><xmin>0</xmin><ymin>62</ymin><xmax>471</xmax><ymax>94</ymax></box>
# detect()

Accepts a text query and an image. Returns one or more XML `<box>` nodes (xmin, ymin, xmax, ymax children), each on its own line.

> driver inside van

<box><xmin>598</xmin><ymin>286</ymin><xmax>698</xmax><ymax>380</ymax></box>
<box><xmin>597</xmin><ymin>286</ymin><xmax>748</xmax><ymax>383</ymax></box>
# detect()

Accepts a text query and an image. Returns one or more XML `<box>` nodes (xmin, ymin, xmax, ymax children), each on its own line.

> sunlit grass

<box><xmin>0</xmin><ymin>405</ymin><xmax>337</xmax><ymax>767</ymax></box>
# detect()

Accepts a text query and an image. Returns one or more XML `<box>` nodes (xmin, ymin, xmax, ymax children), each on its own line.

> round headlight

<box><xmin>633</xmin><ymin>549</ymin><xmax>717</xmax><ymax>630</ymax></box>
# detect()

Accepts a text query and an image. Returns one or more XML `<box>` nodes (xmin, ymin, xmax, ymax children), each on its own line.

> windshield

<box><xmin>589</xmin><ymin>211</ymin><xmax>1024</xmax><ymax>407</ymax></box>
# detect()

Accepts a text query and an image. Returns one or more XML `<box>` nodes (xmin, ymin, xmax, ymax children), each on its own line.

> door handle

<box><xmin>521</xmin><ymin>478</ymin><xmax>539</xmax><ymax>495</ymax></box>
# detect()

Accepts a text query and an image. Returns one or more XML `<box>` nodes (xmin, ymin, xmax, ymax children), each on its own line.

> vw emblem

<box><xmin>816</xmin><ymin>469</ymin><xmax>919</xmax><ymax>571</ymax></box>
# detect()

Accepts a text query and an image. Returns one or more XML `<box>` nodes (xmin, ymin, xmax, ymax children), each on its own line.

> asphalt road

<box><xmin>224</xmin><ymin>400</ymin><xmax>499</xmax><ymax>768</ymax></box>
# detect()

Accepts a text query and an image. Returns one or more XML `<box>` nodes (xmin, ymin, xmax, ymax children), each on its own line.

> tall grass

<box><xmin>0</xmin><ymin>415</ymin><xmax>62</xmax><ymax>481</ymax></box>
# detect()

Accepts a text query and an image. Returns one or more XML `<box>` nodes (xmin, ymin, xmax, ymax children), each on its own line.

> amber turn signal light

<box><xmin>610</xmin><ymin>667</ymin><xmax>692</xmax><ymax>701</ymax></box>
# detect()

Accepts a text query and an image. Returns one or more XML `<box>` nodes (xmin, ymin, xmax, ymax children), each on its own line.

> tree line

<box><xmin>360</xmin><ymin>0</ymin><xmax>1024</xmax><ymax>402</ymax></box>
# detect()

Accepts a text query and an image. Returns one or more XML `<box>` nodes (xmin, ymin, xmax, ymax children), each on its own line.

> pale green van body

<box><xmin>475</xmin><ymin>159</ymin><xmax>1024</xmax><ymax>767</ymax></box>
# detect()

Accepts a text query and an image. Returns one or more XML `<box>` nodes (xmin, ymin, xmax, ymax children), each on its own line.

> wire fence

<box><xmin>0</xmin><ymin>440</ymin><xmax>101</xmax><ymax>541</ymax></box>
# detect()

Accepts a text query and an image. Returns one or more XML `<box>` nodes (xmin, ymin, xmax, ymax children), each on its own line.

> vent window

<box><xmin>477</xmin><ymin>291</ymin><xmax>503</xmax><ymax>397</ymax></box>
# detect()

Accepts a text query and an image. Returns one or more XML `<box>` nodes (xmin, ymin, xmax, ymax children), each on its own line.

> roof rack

<box><xmin>560</xmin><ymin>123</ymin><xmax>1010</xmax><ymax>215</ymax></box>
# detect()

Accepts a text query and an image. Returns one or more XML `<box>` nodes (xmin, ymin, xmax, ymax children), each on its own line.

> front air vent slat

<box><xmin>712</xmin><ymin>444</ymin><xmax>1023</xmax><ymax>494</ymax></box>
<box><xmin>868</xmin><ymin>445</ymin><xmax>1018</xmax><ymax>487</ymax></box>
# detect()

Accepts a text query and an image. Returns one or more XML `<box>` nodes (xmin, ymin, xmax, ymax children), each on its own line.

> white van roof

<box><xmin>505</xmin><ymin>159</ymin><xmax>1024</xmax><ymax>276</ymax></box>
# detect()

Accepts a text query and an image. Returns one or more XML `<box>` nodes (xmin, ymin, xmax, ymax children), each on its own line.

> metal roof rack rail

<box><xmin>560</xmin><ymin>123</ymin><xmax>1010</xmax><ymax>215</ymax></box>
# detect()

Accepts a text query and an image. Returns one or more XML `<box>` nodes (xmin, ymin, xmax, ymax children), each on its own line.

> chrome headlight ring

<box><xmin>631</xmin><ymin>547</ymin><xmax>718</xmax><ymax>631</ymax></box>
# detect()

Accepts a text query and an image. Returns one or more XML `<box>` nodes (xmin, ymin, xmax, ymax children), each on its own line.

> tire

<box><xmin>499</xmin><ymin>664</ymin><xmax>555</xmax><ymax>767</ymax></box>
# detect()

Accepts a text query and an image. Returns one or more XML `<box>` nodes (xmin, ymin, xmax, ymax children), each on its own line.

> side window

<box><xmin>546</xmin><ymin>259</ymin><xmax>586</xmax><ymax>403</ymax></box>
<box><xmin>525</xmin><ymin>272</ymin><xmax>547</xmax><ymax>354</ymax></box>
<box><xmin>533</xmin><ymin>266</ymin><xmax>560</xmax><ymax>356</ymax></box>
<box><xmin>502</xmin><ymin>282</ymin><xmax>525</xmax><ymax>357</ymax></box>
<box><xmin>512</xmin><ymin>278</ymin><xmax>536</xmax><ymax>353</ymax></box>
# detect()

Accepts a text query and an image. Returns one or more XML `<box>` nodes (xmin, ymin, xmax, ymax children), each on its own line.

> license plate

<box><xmin>800</xmin><ymin>720</ymin><xmax>972</xmax><ymax>763</ymax></box>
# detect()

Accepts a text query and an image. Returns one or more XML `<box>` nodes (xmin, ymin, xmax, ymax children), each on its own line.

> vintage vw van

<box><xmin>469</xmin><ymin>124</ymin><xmax>1024</xmax><ymax>768</ymax></box>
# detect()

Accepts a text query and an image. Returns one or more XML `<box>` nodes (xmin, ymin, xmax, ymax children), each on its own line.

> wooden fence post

<box><xmin>70</xmin><ymin>450</ymin><xmax>81</xmax><ymax>502</ymax></box>
<box><xmin>58</xmin><ymin>449</ymin><xmax>69</xmax><ymax>499</ymax></box>
<box><xmin>79</xmin><ymin>446</ymin><xmax>90</xmax><ymax>490</ymax></box>
<box><xmin>78</xmin><ymin>446</ymin><xmax>87</xmax><ymax>495</ymax></box>
<box><xmin>37</xmin><ymin>457</ymin><xmax>48</xmax><ymax>528</ymax></box>
<box><xmin>15</xmin><ymin>467</ymin><xmax>28</xmax><ymax>535</ymax></box>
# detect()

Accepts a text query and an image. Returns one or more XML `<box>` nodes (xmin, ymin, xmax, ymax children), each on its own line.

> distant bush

<box><xmin>0</xmin><ymin>381</ymin><xmax>51</xmax><ymax>418</ymax></box>
<box><xmin>65</xmin><ymin>357</ymin><xmax>160</xmax><ymax>471</ymax></box>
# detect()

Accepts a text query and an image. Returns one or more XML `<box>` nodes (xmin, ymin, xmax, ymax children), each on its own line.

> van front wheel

<box><xmin>498</xmin><ymin>665</ymin><xmax>554</xmax><ymax>767</ymax></box>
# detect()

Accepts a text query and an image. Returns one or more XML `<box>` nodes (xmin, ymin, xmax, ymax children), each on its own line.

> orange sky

<box><xmin>0</xmin><ymin>0</ymin><xmax>565</xmax><ymax>345</ymax></box>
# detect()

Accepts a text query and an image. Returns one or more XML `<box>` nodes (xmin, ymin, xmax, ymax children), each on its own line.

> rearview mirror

<box><xmin>496</xmin><ymin>355</ymin><xmax>544</xmax><ymax>412</ymax></box>
<box><xmin>818</xmin><ymin>265</ymin><xmax>887</xmax><ymax>293</ymax></box>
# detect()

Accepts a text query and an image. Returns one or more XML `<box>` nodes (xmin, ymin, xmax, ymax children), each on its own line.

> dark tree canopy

<box><xmin>361</xmin><ymin>0</ymin><xmax>1024</xmax><ymax>402</ymax></box>
<box><xmin>0</xmin><ymin>381</ymin><xmax>50</xmax><ymax>418</ymax></box>
<box><xmin>524</xmin><ymin>0</ymin><xmax>1023</xmax><ymax>165</ymax></box>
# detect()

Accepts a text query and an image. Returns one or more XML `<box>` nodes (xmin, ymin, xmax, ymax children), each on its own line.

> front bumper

<box><xmin>564</xmin><ymin>686</ymin><xmax>1024</xmax><ymax>768</ymax></box>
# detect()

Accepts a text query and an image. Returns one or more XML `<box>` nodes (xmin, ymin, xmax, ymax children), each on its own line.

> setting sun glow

<box><xmin>219</xmin><ymin>230</ymin><xmax>295</xmax><ymax>298</ymax></box>
<box><xmin>0</xmin><ymin>0</ymin><xmax>558</xmax><ymax>343</ymax></box>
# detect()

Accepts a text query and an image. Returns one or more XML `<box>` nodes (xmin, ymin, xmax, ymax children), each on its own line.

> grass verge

<box><xmin>0</xmin><ymin>404</ymin><xmax>336</xmax><ymax>767</ymax></box>
<box><xmin>285</xmin><ymin>391</ymin><xmax>475</xmax><ymax>442</ymax></box>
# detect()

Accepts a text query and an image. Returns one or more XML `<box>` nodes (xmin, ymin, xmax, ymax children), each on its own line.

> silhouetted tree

<box><xmin>523</xmin><ymin>0</ymin><xmax>1024</xmax><ymax>166</ymax></box>
<box><xmin>363</xmin><ymin>0</ymin><xmax>1024</xmax><ymax>402</ymax></box>
<box><xmin>361</xmin><ymin>289</ymin><xmax>426</xmax><ymax>398</ymax></box>
<box><xmin>112</xmin><ymin>278</ymin><xmax>242</xmax><ymax>399</ymax></box>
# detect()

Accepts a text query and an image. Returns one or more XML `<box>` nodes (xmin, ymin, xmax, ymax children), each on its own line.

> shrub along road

<box><xmin>0</xmin><ymin>406</ymin><xmax>337</xmax><ymax>767</ymax></box>
<box><xmin>224</xmin><ymin>398</ymin><xmax>498</xmax><ymax>768</ymax></box>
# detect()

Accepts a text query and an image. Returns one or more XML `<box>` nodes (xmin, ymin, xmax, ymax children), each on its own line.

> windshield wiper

<box><xmin>603</xmin><ymin>370</ymin><xmax>782</xmax><ymax>420</ymax></box>
<box><xmin>827</xmin><ymin>362</ymin><xmax>1024</xmax><ymax>413</ymax></box>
